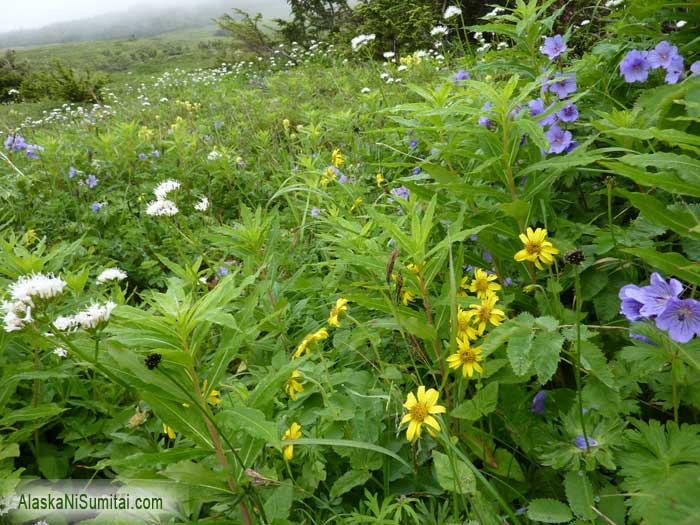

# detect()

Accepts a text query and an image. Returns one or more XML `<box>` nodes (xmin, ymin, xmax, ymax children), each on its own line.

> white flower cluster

<box><xmin>96</xmin><ymin>267</ymin><xmax>127</xmax><ymax>284</ymax></box>
<box><xmin>146</xmin><ymin>179</ymin><xmax>180</xmax><ymax>217</ymax></box>
<box><xmin>484</xmin><ymin>6</ymin><xmax>505</xmax><ymax>18</ymax></box>
<box><xmin>1</xmin><ymin>273</ymin><xmax>67</xmax><ymax>332</ymax></box>
<box><xmin>54</xmin><ymin>301</ymin><xmax>117</xmax><ymax>332</ymax></box>
<box><xmin>430</xmin><ymin>26</ymin><xmax>448</xmax><ymax>37</ymax></box>
<box><xmin>207</xmin><ymin>150</ymin><xmax>222</xmax><ymax>161</ymax></box>
<box><xmin>194</xmin><ymin>197</ymin><xmax>210</xmax><ymax>211</ymax></box>
<box><xmin>351</xmin><ymin>34</ymin><xmax>376</xmax><ymax>52</ymax></box>
<box><xmin>444</xmin><ymin>5</ymin><xmax>462</xmax><ymax>19</ymax></box>
<box><xmin>604</xmin><ymin>0</ymin><xmax>623</xmax><ymax>6</ymax></box>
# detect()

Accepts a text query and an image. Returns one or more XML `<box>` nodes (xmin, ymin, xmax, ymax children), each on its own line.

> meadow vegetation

<box><xmin>1</xmin><ymin>0</ymin><xmax>700</xmax><ymax>523</ymax></box>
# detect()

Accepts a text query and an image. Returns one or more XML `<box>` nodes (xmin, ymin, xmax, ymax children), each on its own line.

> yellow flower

<box><xmin>350</xmin><ymin>197</ymin><xmax>363</xmax><ymax>211</ymax></box>
<box><xmin>468</xmin><ymin>268</ymin><xmax>502</xmax><ymax>300</ymax></box>
<box><xmin>456</xmin><ymin>305</ymin><xmax>479</xmax><ymax>341</ymax></box>
<box><xmin>447</xmin><ymin>337</ymin><xmax>484</xmax><ymax>378</ymax></box>
<box><xmin>514</xmin><ymin>227</ymin><xmax>559</xmax><ymax>270</ymax></box>
<box><xmin>321</xmin><ymin>166</ymin><xmax>337</xmax><ymax>187</ymax></box>
<box><xmin>400</xmin><ymin>386</ymin><xmax>446</xmax><ymax>442</ymax></box>
<box><xmin>523</xmin><ymin>284</ymin><xmax>538</xmax><ymax>294</ymax></box>
<box><xmin>202</xmin><ymin>379</ymin><xmax>221</xmax><ymax>406</ymax></box>
<box><xmin>464</xmin><ymin>294</ymin><xmax>506</xmax><ymax>335</ymax></box>
<box><xmin>285</xmin><ymin>370</ymin><xmax>304</xmax><ymax>400</ymax></box>
<box><xmin>282</xmin><ymin>118</ymin><xmax>290</xmax><ymax>130</ymax></box>
<box><xmin>331</xmin><ymin>148</ymin><xmax>344</xmax><ymax>168</ymax></box>
<box><xmin>282</xmin><ymin>422</ymin><xmax>302</xmax><ymax>460</ymax></box>
<box><xmin>294</xmin><ymin>327</ymin><xmax>329</xmax><ymax>358</ymax></box>
<box><xmin>402</xmin><ymin>289</ymin><xmax>416</xmax><ymax>306</ymax></box>
<box><xmin>328</xmin><ymin>298</ymin><xmax>349</xmax><ymax>327</ymax></box>
<box><xmin>163</xmin><ymin>423</ymin><xmax>176</xmax><ymax>439</ymax></box>
<box><xmin>376</xmin><ymin>171</ymin><xmax>385</xmax><ymax>188</ymax></box>
<box><xmin>407</xmin><ymin>263</ymin><xmax>420</xmax><ymax>276</ymax></box>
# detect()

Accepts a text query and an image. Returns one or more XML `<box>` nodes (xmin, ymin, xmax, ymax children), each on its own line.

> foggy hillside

<box><xmin>0</xmin><ymin>0</ymin><xmax>289</xmax><ymax>48</ymax></box>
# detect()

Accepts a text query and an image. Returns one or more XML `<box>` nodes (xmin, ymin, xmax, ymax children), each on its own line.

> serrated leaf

<box><xmin>580</xmin><ymin>341</ymin><xmax>617</xmax><ymax>390</ymax></box>
<box><xmin>533</xmin><ymin>332</ymin><xmax>563</xmax><ymax>385</ymax></box>
<box><xmin>527</xmin><ymin>498</ymin><xmax>573</xmax><ymax>523</ymax></box>
<box><xmin>452</xmin><ymin>382</ymin><xmax>499</xmax><ymax>421</ymax></box>
<box><xmin>433</xmin><ymin>450</ymin><xmax>476</xmax><ymax>494</ymax></box>
<box><xmin>218</xmin><ymin>407</ymin><xmax>281</xmax><ymax>449</ymax></box>
<box><xmin>329</xmin><ymin>470</ymin><xmax>371</xmax><ymax>500</ymax></box>
<box><xmin>263</xmin><ymin>482</ymin><xmax>293</xmax><ymax>521</ymax></box>
<box><xmin>507</xmin><ymin>326</ymin><xmax>533</xmax><ymax>376</ymax></box>
<box><xmin>565</xmin><ymin>470</ymin><xmax>596</xmax><ymax>520</ymax></box>
<box><xmin>621</xmin><ymin>247</ymin><xmax>700</xmax><ymax>285</ymax></box>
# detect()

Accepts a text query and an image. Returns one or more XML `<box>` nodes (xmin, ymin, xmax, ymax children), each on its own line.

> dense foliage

<box><xmin>2</xmin><ymin>0</ymin><xmax>700</xmax><ymax>523</ymax></box>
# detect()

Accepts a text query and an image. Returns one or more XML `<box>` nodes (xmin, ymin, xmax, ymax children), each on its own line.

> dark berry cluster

<box><xmin>145</xmin><ymin>353</ymin><xmax>162</xmax><ymax>370</ymax></box>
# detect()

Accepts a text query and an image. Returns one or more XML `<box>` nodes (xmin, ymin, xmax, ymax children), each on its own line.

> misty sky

<box><xmin>0</xmin><ymin>0</ymin><xmax>288</xmax><ymax>32</ymax></box>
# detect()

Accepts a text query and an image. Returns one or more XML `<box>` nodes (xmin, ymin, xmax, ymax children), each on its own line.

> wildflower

<box><xmin>530</xmin><ymin>391</ymin><xmax>547</xmax><ymax>414</ymax></box>
<box><xmin>629</xmin><ymin>333</ymin><xmax>656</xmax><ymax>346</ymax></box>
<box><xmin>85</xmin><ymin>174</ymin><xmax>98</xmax><ymax>189</ymax></box>
<box><xmin>331</xmin><ymin>148</ymin><xmax>344</xmax><ymax>168</ymax></box>
<box><xmin>465</xmin><ymin>293</ymin><xmax>506</xmax><ymax>334</ymax></box>
<box><xmin>285</xmin><ymin>370</ymin><xmax>304</xmax><ymax>400</ymax></box>
<box><xmin>412</xmin><ymin>166</ymin><xmax>421</xmax><ymax>175</ymax></box>
<box><xmin>468</xmin><ymin>268</ymin><xmax>502</xmax><ymax>299</ymax></box>
<box><xmin>409</xmin><ymin>138</ymin><xmax>418</xmax><ymax>150</ymax></box>
<box><xmin>478</xmin><ymin>101</ymin><xmax>494</xmax><ymax>127</ymax></box>
<box><xmin>360</xmin><ymin>87</ymin><xmax>370</xmax><ymax>94</ymax></box>
<box><xmin>548</xmin><ymin>73</ymin><xmax>577</xmax><ymax>99</ymax></box>
<box><xmin>558</xmin><ymin>104</ymin><xmax>579</xmax><ymax>123</ymax></box>
<box><xmin>145</xmin><ymin>353</ymin><xmax>162</xmax><ymax>369</ymax></box>
<box><xmin>96</xmin><ymin>267</ymin><xmax>127</xmax><ymax>284</ymax></box>
<box><xmin>444</xmin><ymin>5</ymin><xmax>462</xmax><ymax>19</ymax></box>
<box><xmin>282</xmin><ymin>422</ymin><xmax>302</xmax><ymax>460</ymax></box>
<box><xmin>321</xmin><ymin>165</ymin><xmax>338</xmax><ymax>187</ymax></box>
<box><xmin>68</xmin><ymin>167</ymin><xmax>78</xmax><ymax>178</ymax></box>
<box><xmin>294</xmin><ymin>327</ymin><xmax>329</xmax><ymax>358</ymax></box>
<box><xmin>383</xmin><ymin>51</ymin><xmax>395</xmax><ymax>59</ymax></box>
<box><xmin>664</xmin><ymin>55</ymin><xmax>684</xmax><ymax>84</ymax></box>
<box><xmin>350</xmin><ymin>197</ymin><xmax>363</xmax><ymax>211</ymax></box>
<box><xmin>376</xmin><ymin>171</ymin><xmax>385</xmax><ymax>187</ymax></box>
<box><xmin>400</xmin><ymin>386</ymin><xmax>446</xmax><ymax>441</ymax></box>
<box><xmin>25</xmin><ymin>144</ymin><xmax>44</xmax><ymax>159</ymax></box>
<box><xmin>655</xmin><ymin>298</ymin><xmax>700</xmax><ymax>343</ymax></box>
<box><xmin>73</xmin><ymin>301</ymin><xmax>117</xmax><ymax>330</ymax></box>
<box><xmin>691</xmin><ymin>61</ymin><xmax>700</xmax><ymax>75</ymax></box>
<box><xmin>91</xmin><ymin>202</ymin><xmax>102</xmax><ymax>212</ymax></box>
<box><xmin>574</xmin><ymin>435</ymin><xmax>598</xmax><ymax>450</ymax></box>
<box><xmin>217</xmin><ymin>266</ymin><xmax>228</xmax><ymax>277</ymax></box>
<box><xmin>328</xmin><ymin>298</ymin><xmax>349</xmax><ymax>327</ymax></box>
<box><xmin>407</xmin><ymin>263</ymin><xmax>420</xmax><ymax>275</ymax></box>
<box><xmin>202</xmin><ymin>379</ymin><xmax>221</xmax><ymax>406</ymax></box>
<box><xmin>638</xmin><ymin>272</ymin><xmax>683</xmax><ymax>316</ymax></box>
<box><xmin>146</xmin><ymin>199</ymin><xmax>178</xmax><ymax>217</ymax></box>
<box><xmin>208</xmin><ymin>150</ymin><xmax>222</xmax><ymax>161</ymax></box>
<box><xmin>454</xmin><ymin>69</ymin><xmax>470</xmax><ymax>82</ymax></box>
<box><xmin>163</xmin><ymin>424</ymin><xmax>176</xmax><ymax>439</ymax></box>
<box><xmin>456</xmin><ymin>305</ymin><xmax>479</xmax><ymax>340</ymax></box>
<box><xmin>194</xmin><ymin>196</ymin><xmax>209</xmax><ymax>211</ymax></box>
<box><xmin>676</xmin><ymin>20</ymin><xmax>687</xmax><ymax>28</ymax></box>
<box><xmin>545</xmin><ymin>125</ymin><xmax>573</xmax><ymax>154</ymax></box>
<box><xmin>430</xmin><ymin>26</ymin><xmax>448</xmax><ymax>37</ymax></box>
<box><xmin>310</xmin><ymin>207</ymin><xmax>320</xmax><ymax>218</ymax></box>
<box><xmin>647</xmin><ymin>41</ymin><xmax>679</xmax><ymax>70</ymax></box>
<box><xmin>214</xmin><ymin>120</ymin><xmax>224</xmax><ymax>129</ymax></box>
<box><xmin>154</xmin><ymin>179</ymin><xmax>181</xmax><ymax>200</ymax></box>
<box><xmin>580</xmin><ymin>19</ymin><xmax>591</xmax><ymax>26</ymax></box>
<box><xmin>351</xmin><ymin>33</ymin><xmax>375</xmax><ymax>52</ymax></box>
<box><xmin>447</xmin><ymin>337</ymin><xmax>484</xmax><ymax>378</ymax></box>
<box><xmin>620</xmin><ymin>50</ymin><xmax>650</xmax><ymax>83</ymax></box>
<box><xmin>390</xmin><ymin>186</ymin><xmax>410</xmax><ymax>201</ymax></box>
<box><xmin>138</xmin><ymin>153</ymin><xmax>148</xmax><ymax>161</ymax></box>
<box><xmin>514</xmin><ymin>227</ymin><xmax>559</xmax><ymax>269</ymax></box>
<box><xmin>53</xmin><ymin>347</ymin><xmax>68</xmax><ymax>358</ymax></box>
<box><xmin>540</xmin><ymin>34</ymin><xmax>567</xmax><ymax>60</ymax></box>
<box><xmin>402</xmin><ymin>289</ymin><xmax>416</xmax><ymax>306</ymax></box>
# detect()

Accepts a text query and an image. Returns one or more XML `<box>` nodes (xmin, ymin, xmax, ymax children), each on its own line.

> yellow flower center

<box><xmin>474</xmin><ymin>278</ymin><xmax>489</xmax><ymax>292</ymax></box>
<box><xmin>410</xmin><ymin>403</ymin><xmax>428</xmax><ymax>422</ymax></box>
<box><xmin>526</xmin><ymin>241</ymin><xmax>542</xmax><ymax>255</ymax></box>
<box><xmin>459</xmin><ymin>348</ymin><xmax>477</xmax><ymax>364</ymax></box>
<box><xmin>478</xmin><ymin>304</ymin><xmax>492</xmax><ymax>322</ymax></box>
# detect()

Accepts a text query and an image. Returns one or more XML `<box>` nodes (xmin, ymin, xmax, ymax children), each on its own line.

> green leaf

<box><xmin>621</xmin><ymin>247</ymin><xmax>700</xmax><ymax>285</ymax></box>
<box><xmin>515</xmin><ymin>118</ymin><xmax>549</xmax><ymax>152</ymax></box>
<box><xmin>485</xmin><ymin>448</ymin><xmax>525</xmax><ymax>482</ymax></box>
<box><xmin>218</xmin><ymin>407</ymin><xmax>281</xmax><ymax>449</ymax></box>
<box><xmin>601</xmin><ymin>161</ymin><xmax>700</xmax><ymax>197</ymax></box>
<box><xmin>283</xmin><ymin>438</ymin><xmax>410</xmax><ymax>470</ymax></box>
<box><xmin>0</xmin><ymin>404</ymin><xmax>67</xmax><ymax>426</ymax></box>
<box><xmin>526</xmin><ymin>498</ymin><xmax>573</xmax><ymax>523</ymax></box>
<box><xmin>580</xmin><ymin>341</ymin><xmax>617</xmax><ymax>390</ymax></box>
<box><xmin>564</xmin><ymin>470</ymin><xmax>596</xmax><ymax>520</ymax></box>
<box><xmin>507</xmin><ymin>326</ymin><xmax>533</xmax><ymax>376</ymax></box>
<box><xmin>452</xmin><ymin>382</ymin><xmax>499</xmax><ymax>421</ymax></box>
<box><xmin>618</xmin><ymin>189</ymin><xmax>700</xmax><ymax>240</ymax></box>
<box><xmin>329</xmin><ymin>470</ymin><xmax>371</xmax><ymax>500</ymax></box>
<box><xmin>533</xmin><ymin>332</ymin><xmax>563</xmax><ymax>385</ymax></box>
<box><xmin>619</xmin><ymin>152</ymin><xmax>700</xmax><ymax>182</ymax></box>
<box><xmin>432</xmin><ymin>450</ymin><xmax>476</xmax><ymax>495</ymax></box>
<box><xmin>263</xmin><ymin>482</ymin><xmax>293</xmax><ymax>521</ymax></box>
<box><xmin>247</xmin><ymin>357</ymin><xmax>306</xmax><ymax>412</ymax></box>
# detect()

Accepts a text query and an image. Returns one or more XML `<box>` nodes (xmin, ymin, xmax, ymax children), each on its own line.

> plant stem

<box><xmin>671</xmin><ymin>355</ymin><xmax>679</xmax><ymax>425</ymax></box>
<box><xmin>572</xmin><ymin>265</ymin><xmax>590</xmax><ymax>448</ymax></box>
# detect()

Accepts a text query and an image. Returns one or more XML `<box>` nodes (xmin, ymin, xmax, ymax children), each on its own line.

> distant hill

<box><xmin>0</xmin><ymin>0</ymin><xmax>289</xmax><ymax>49</ymax></box>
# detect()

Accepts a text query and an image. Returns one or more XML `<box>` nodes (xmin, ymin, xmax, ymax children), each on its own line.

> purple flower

<box><xmin>470</xmin><ymin>234</ymin><xmax>478</xmax><ymax>241</ymax></box>
<box><xmin>515</xmin><ymin>507</ymin><xmax>528</xmax><ymax>515</ymax></box>
<box><xmin>655</xmin><ymin>298</ymin><xmax>700</xmax><ymax>343</ymax></box>
<box><xmin>138</xmin><ymin>153</ymin><xmax>148</xmax><ymax>161</ymax></box>
<box><xmin>390</xmin><ymin>186</ymin><xmax>411</xmax><ymax>200</ymax></box>
<box><xmin>647</xmin><ymin>41</ymin><xmax>679</xmax><ymax>70</ymax></box>
<box><xmin>574</xmin><ymin>435</ymin><xmax>598</xmax><ymax>450</ymax></box>
<box><xmin>529</xmin><ymin>98</ymin><xmax>545</xmax><ymax>117</ymax></box>
<box><xmin>409</xmin><ymin>138</ymin><xmax>418</xmax><ymax>149</ymax></box>
<box><xmin>483</xmin><ymin>249</ymin><xmax>492</xmax><ymax>263</ymax></box>
<box><xmin>504</xmin><ymin>277</ymin><xmax>513</xmax><ymax>287</ymax></box>
<box><xmin>69</xmin><ymin>167</ymin><xmax>77</xmax><ymax>178</ymax></box>
<box><xmin>478</xmin><ymin>102</ymin><xmax>494</xmax><ymax>127</ymax></box>
<box><xmin>338</xmin><ymin>174</ymin><xmax>349</xmax><ymax>184</ymax></box>
<box><xmin>91</xmin><ymin>202</ymin><xmax>102</xmax><ymax>212</ymax></box>
<box><xmin>664</xmin><ymin>55</ymin><xmax>684</xmax><ymax>84</ymax></box>
<box><xmin>3</xmin><ymin>135</ymin><xmax>12</xmax><ymax>150</ymax></box>
<box><xmin>214</xmin><ymin>121</ymin><xmax>224</xmax><ymax>129</ymax></box>
<box><xmin>549</xmin><ymin>73</ymin><xmax>577</xmax><ymax>99</ymax></box>
<box><xmin>691</xmin><ymin>61</ymin><xmax>700</xmax><ymax>75</ymax></box>
<box><xmin>25</xmin><ymin>144</ymin><xmax>44</xmax><ymax>159</ymax></box>
<box><xmin>545</xmin><ymin>125</ymin><xmax>573</xmax><ymax>154</ymax></box>
<box><xmin>217</xmin><ymin>266</ymin><xmax>229</xmax><ymax>277</ymax></box>
<box><xmin>564</xmin><ymin>140</ymin><xmax>579</xmax><ymax>153</ymax></box>
<box><xmin>412</xmin><ymin>166</ymin><xmax>421</xmax><ymax>175</ymax></box>
<box><xmin>620</xmin><ymin>50</ymin><xmax>650</xmax><ymax>83</ymax></box>
<box><xmin>4</xmin><ymin>134</ymin><xmax>27</xmax><ymax>151</ymax></box>
<box><xmin>540</xmin><ymin>34</ymin><xmax>567</xmax><ymax>60</ymax></box>
<box><xmin>530</xmin><ymin>391</ymin><xmax>547</xmax><ymax>415</ymax></box>
<box><xmin>639</xmin><ymin>272</ymin><xmax>683</xmax><ymax>317</ymax></box>
<box><xmin>619</xmin><ymin>284</ymin><xmax>646</xmax><ymax>321</ymax></box>
<box><xmin>538</xmin><ymin>103</ymin><xmax>560</xmax><ymax>127</ymax></box>
<box><xmin>310</xmin><ymin>207</ymin><xmax>320</xmax><ymax>217</ymax></box>
<box><xmin>85</xmin><ymin>174</ymin><xmax>98</xmax><ymax>189</ymax></box>
<box><xmin>558</xmin><ymin>104</ymin><xmax>579</xmax><ymax>123</ymax></box>
<box><xmin>152</xmin><ymin>150</ymin><xmax>160</xmax><ymax>159</ymax></box>
<box><xmin>454</xmin><ymin>69</ymin><xmax>470</xmax><ymax>82</ymax></box>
